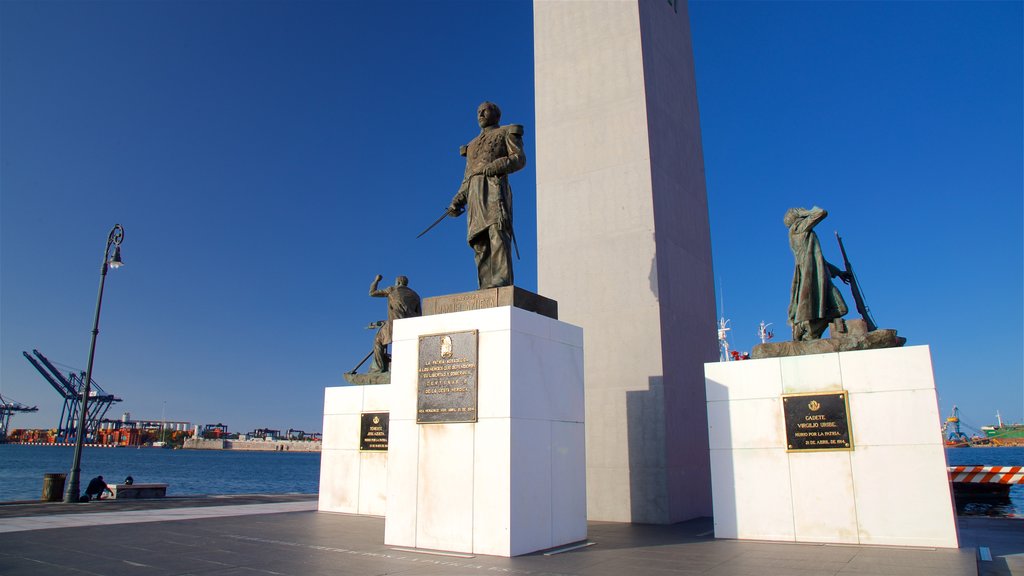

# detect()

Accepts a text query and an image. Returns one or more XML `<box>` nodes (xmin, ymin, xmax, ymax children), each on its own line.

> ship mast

<box><xmin>718</xmin><ymin>318</ymin><xmax>731</xmax><ymax>362</ymax></box>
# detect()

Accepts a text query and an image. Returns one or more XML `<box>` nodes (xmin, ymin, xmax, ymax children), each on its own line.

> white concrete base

<box><xmin>704</xmin><ymin>345</ymin><xmax>958</xmax><ymax>548</ymax></box>
<box><xmin>110</xmin><ymin>483</ymin><xmax>167</xmax><ymax>499</ymax></box>
<box><xmin>318</xmin><ymin>383</ymin><xmax>391</xmax><ymax>516</ymax></box>
<box><xmin>384</xmin><ymin>306</ymin><xmax>586</xmax><ymax>557</ymax></box>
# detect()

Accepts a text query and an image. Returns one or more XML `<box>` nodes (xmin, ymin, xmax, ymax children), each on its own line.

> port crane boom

<box><xmin>22</xmin><ymin>349</ymin><xmax>121</xmax><ymax>443</ymax></box>
<box><xmin>0</xmin><ymin>393</ymin><xmax>38</xmax><ymax>440</ymax></box>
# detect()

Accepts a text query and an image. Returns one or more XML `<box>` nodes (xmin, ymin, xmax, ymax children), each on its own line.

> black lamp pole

<box><xmin>64</xmin><ymin>224</ymin><xmax>124</xmax><ymax>503</ymax></box>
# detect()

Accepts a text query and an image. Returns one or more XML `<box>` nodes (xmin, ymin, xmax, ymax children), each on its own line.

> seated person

<box><xmin>84</xmin><ymin>475</ymin><xmax>113</xmax><ymax>501</ymax></box>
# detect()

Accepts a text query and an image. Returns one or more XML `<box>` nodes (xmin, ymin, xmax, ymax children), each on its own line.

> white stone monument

<box><xmin>318</xmin><ymin>383</ymin><xmax>391</xmax><ymax>516</ymax></box>
<box><xmin>534</xmin><ymin>0</ymin><xmax>717</xmax><ymax>523</ymax></box>
<box><xmin>704</xmin><ymin>346</ymin><xmax>959</xmax><ymax>548</ymax></box>
<box><xmin>383</xmin><ymin>305</ymin><xmax>586</xmax><ymax>557</ymax></box>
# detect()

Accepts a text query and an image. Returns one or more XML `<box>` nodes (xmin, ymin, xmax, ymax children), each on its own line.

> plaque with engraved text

<box><xmin>783</xmin><ymin>392</ymin><xmax>853</xmax><ymax>452</ymax></box>
<box><xmin>417</xmin><ymin>330</ymin><xmax>479</xmax><ymax>423</ymax></box>
<box><xmin>359</xmin><ymin>412</ymin><xmax>389</xmax><ymax>451</ymax></box>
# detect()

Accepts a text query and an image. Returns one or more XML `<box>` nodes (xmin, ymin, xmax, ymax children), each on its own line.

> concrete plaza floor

<box><xmin>0</xmin><ymin>494</ymin><xmax>1020</xmax><ymax>576</ymax></box>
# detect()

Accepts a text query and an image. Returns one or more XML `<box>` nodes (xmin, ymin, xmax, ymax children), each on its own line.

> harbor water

<box><xmin>945</xmin><ymin>445</ymin><xmax>1024</xmax><ymax>518</ymax></box>
<box><xmin>0</xmin><ymin>444</ymin><xmax>319</xmax><ymax>502</ymax></box>
<box><xmin>1</xmin><ymin>445</ymin><xmax>1020</xmax><ymax>517</ymax></box>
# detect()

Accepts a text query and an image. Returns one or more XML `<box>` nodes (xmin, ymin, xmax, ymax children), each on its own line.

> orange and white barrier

<box><xmin>948</xmin><ymin>466</ymin><xmax>1024</xmax><ymax>484</ymax></box>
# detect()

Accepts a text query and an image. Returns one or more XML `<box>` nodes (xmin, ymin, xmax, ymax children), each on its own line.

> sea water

<box><xmin>945</xmin><ymin>445</ymin><xmax>1024</xmax><ymax>517</ymax></box>
<box><xmin>1</xmin><ymin>445</ymin><xmax>1021</xmax><ymax>516</ymax></box>
<box><xmin>0</xmin><ymin>444</ymin><xmax>319</xmax><ymax>502</ymax></box>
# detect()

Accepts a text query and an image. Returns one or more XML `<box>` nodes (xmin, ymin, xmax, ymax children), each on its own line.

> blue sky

<box><xmin>1</xmin><ymin>1</ymin><xmax>1020</xmax><ymax>436</ymax></box>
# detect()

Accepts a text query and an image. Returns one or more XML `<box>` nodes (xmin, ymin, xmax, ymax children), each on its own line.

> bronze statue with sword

<box><xmin>417</xmin><ymin>101</ymin><xmax>525</xmax><ymax>289</ymax></box>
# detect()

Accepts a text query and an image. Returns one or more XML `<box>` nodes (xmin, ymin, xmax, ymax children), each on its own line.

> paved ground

<box><xmin>0</xmin><ymin>494</ymin><xmax>316</xmax><ymax>520</ymax></box>
<box><xmin>959</xmin><ymin>517</ymin><xmax>1024</xmax><ymax>576</ymax></box>
<box><xmin>0</xmin><ymin>495</ymin><xmax>1019</xmax><ymax>576</ymax></box>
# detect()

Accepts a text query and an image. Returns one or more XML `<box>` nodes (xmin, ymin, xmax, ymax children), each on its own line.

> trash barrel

<box><xmin>42</xmin><ymin>473</ymin><xmax>66</xmax><ymax>502</ymax></box>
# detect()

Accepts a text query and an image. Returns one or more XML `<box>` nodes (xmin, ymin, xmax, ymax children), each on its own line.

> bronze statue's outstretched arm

<box><xmin>369</xmin><ymin>274</ymin><xmax>387</xmax><ymax>297</ymax></box>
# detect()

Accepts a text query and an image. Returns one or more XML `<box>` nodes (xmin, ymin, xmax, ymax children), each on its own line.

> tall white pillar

<box><xmin>534</xmin><ymin>0</ymin><xmax>717</xmax><ymax>523</ymax></box>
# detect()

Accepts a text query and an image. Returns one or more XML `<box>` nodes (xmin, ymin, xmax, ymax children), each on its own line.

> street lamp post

<box><xmin>64</xmin><ymin>224</ymin><xmax>124</xmax><ymax>503</ymax></box>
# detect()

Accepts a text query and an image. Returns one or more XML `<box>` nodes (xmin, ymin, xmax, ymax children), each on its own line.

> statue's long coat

<box><xmin>787</xmin><ymin>208</ymin><xmax>848</xmax><ymax>325</ymax></box>
<box><xmin>452</xmin><ymin>124</ymin><xmax>525</xmax><ymax>242</ymax></box>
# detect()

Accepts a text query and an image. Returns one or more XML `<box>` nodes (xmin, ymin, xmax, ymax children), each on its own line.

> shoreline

<box><xmin>2</xmin><ymin>440</ymin><xmax>322</xmax><ymax>452</ymax></box>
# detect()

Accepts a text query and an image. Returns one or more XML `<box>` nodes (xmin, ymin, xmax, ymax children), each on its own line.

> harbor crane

<box><xmin>0</xmin><ymin>393</ymin><xmax>38</xmax><ymax>441</ymax></box>
<box><xmin>22</xmin><ymin>349</ymin><xmax>122</xmax><ymax>443</ymax></box>
<box><xmin>943</xmin><ymin>405</ymin><xmax>970</xmax><ymax>445</ymax></box>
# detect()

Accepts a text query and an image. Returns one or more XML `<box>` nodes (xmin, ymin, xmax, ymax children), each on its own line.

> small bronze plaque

<box><xmin>783</xmin><ymin>392</ymin><xmax>853</xmax><ymax>451</ymax></box>
<box><xmin>359</xmin><ymin>412</ymin><xmax>389</xmax><ymax>451</ymax></box>
<box><xmin>417</xmin><ymin>330</ymin><xmax>479</xmax><ymax>423</ymax></box>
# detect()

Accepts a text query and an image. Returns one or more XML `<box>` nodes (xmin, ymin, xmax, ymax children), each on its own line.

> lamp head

<box><xmin>108</xmin><ymin>245</ymin><xmax>123</xmax><ymax>269</ymax></box>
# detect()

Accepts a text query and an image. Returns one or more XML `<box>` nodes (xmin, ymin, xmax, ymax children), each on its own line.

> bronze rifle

<box><xmin>835</xmin><ymin>231</ymin><xmax>877</xmax><ymax>331</ymax></box>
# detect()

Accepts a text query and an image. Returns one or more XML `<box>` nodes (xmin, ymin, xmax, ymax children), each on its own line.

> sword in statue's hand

<box><xmin>416</xmin><ymin>206</ymin><xmax>461</xmax><ymax>239</ymax></box>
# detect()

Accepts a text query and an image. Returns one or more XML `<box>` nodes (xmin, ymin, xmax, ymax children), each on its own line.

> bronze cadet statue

<box><xmin>447</xmin><ymin>102</ymin><xmax>526</xmax><ymax>289</ymax></box>
<box><xmin>368</xmin><ymin>274</ymin><xmax>421</xmax><ymax>373</ymax></box>
<box><xmin>784</xmin><ymin>207</ymin><xmax>852</xmax><ymax>341</ymax></box>
<box><xmin>751</xmin><ymin>209</ymin><xmax>900</xmax><ymax>359</ymax></box>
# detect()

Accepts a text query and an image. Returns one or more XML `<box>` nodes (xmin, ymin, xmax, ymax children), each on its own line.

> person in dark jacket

<box><xmin>84</xmin><ymin>475</ymin><xmax>113</xmax><ymax>500</ymax></box>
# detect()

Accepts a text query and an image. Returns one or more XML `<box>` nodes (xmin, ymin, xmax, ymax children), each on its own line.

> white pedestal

<box><xmin>384</xmin><ymin>306</ymin><xmax>586</xmax><ymax>557</ymax></box>
<box><xmin>318</xmin><ymin>383</ymin><xmax>391</xmax><ymax>515</ymax></box>
<box><xmin>704</xmin><ymin>345</ymin><xmax>959</xmax><ymax>548</ymax></box>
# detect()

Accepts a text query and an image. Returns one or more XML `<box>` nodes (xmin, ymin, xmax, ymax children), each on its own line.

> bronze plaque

<box><xmin>417</xmin><ymin>330</ymin><xmax>479</xmax><ymax>423</ymax></box>
<box><xmin>422</xmin><ymin>286</ymin><xmax>558</xmax><ymax>319</ymax></box>
<box><xmin>423</xmin><ymin>291</ymin><xmax>498</xmax><ymax>316</ymax></box>
<box><xmin>783</xmin><ymin>392</ymin><xmax>853</xmax><ymax>451</ymax></box>
<box><xmin>359</xmin><ymin>412</ymin><xmax>389</xmax><ymax>451</ymax></box>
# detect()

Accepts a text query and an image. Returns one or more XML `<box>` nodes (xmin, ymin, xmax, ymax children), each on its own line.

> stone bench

<box><xmin>110</xmin><ymin>483</ymin><xmax>168</xmax><ymax>499</ymax></box>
